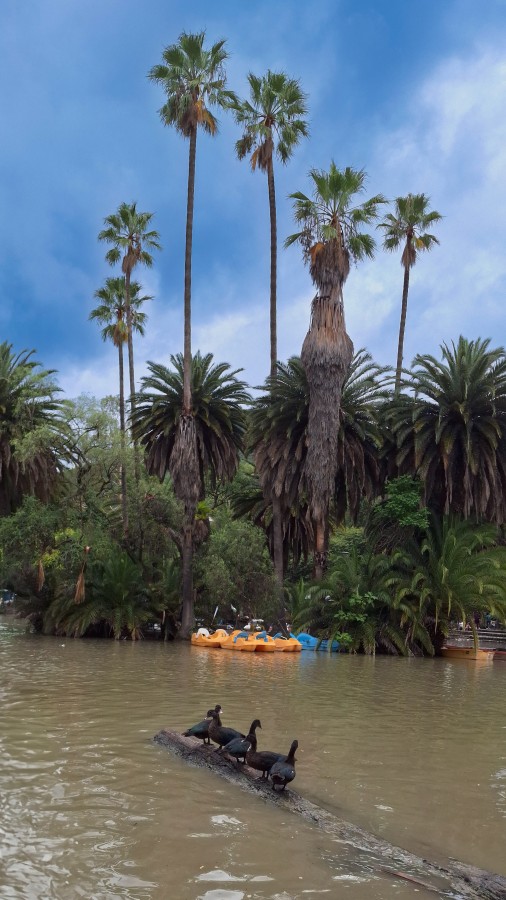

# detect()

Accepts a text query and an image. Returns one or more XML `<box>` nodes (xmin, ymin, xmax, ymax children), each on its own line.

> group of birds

<box><xmin>183</xmin><ymin>704</ymin><xmax>298</xmax><ymax>792</ymax></box>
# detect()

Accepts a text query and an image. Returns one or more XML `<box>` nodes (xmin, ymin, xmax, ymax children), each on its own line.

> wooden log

<box><xmin>154</xmin><ymin>729</ymin><xmax>506</xmax><ymax>900</ymax></box>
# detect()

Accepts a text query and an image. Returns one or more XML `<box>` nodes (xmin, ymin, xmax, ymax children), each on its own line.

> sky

<box><xmin>1</xmin><ymin>0</ymin><xmax>505</xmax><ymax>400</ymax></box>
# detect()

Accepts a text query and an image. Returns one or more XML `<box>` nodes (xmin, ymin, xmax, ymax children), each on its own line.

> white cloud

<box><xmin>355</xmin><ymin>45</ymin><xmax>506</xmax><ymax>367</ymax></box>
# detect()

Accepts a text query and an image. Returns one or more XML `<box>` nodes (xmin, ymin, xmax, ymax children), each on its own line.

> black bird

<box><xmin>208</xmin><ymin>709</ymin><xmax>245</xmax><ymax>750</ymax></box>
<box><xmin>222</xmin><ymin>719</ymin><xmax>262</xmax><ymax>763</ymax></box>
<box><xmin>183</xmin><ymin>705</ymin><xmax>222</xmax><ymax>745</ymax></box>
<box><xmin>269</xmin><ymin>740</ymin><xmax>298</xmax><ymax>791</ymax></box>
<box><xmin>246</xmin><ymin>733</ymin><xmax>285</xmax><ymax>779</ymax></box>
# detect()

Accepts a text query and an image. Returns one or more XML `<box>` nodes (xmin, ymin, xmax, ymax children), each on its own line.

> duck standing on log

<box><xmin>208</xmin><ymin>709</ymin><xmax>245</xmax><ymax>750</ymax></box>
<box><xmin>246</xmin><ymin>733</ymin><xmax>285</xmax><ymax>779</ymax></box>
<box><xmin>183</xmin><ymin>705</ymin><xmax>222</xmax><ymax>745</ymax></box>
<box><xmin>222</xmin><ymin>719</ymin><xmax>262</xmax><ymax>763</ymax></box>
<box><xmin>269</xmin><ymin>740</ymin><xmax>298</xmax><ymax>791</ymax></box>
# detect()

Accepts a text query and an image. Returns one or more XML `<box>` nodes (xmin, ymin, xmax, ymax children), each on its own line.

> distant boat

<box><xmin>441</xmin><ymin>646</ymin><xmax>495</xmax><ymax>661</ymax></box>
<box><xmin>493</xmin><ymin>649</ymin><xmax>506</xmax><ymax>660</ymax></box>
<box><xmin>294</xmin><ymin>632</ymin><xmax>340</xmax><ymax>652</ymax></box>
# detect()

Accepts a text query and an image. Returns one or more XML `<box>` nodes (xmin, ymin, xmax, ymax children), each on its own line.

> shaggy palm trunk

<box><xmin>125</xmin><ymin>268</ymin><xmax>141</xmax><ymax>483</ymax></box>
<box><xmin>173</xmin><ymin>125</ymin><xmax>199</xmax><ymax>639</ymax></box>
<box><xmin>302</xmin><ymin>287</ymin><xmax>353</xmax><ymax>580</ymax></box>
<box><xmin>118</xmin><ymin>341</ymin><xmax>128</xmax><ymax>535</ymax></box>
<box><xmin>395</xmin><ymin>264</ymin><xmax>411</xmax><ymax>393</ymax></box>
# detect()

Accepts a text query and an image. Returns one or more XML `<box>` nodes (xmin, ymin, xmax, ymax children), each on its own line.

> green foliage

<box><xmin>132</xmin><ymin>351</ymin><xmax>250</xmax><ymax>486</ymax></box>
<box><xmin>379</xmin><ymin>193</ymin><xmax>442</xmax><ymax>268</ymax></box>
<box><xmin>148</xmin><ymin>31</ymin><xmax>235</xmax><ymax>138</ymax></box>
<box><xmin>295</xmin><ymin>546</ymin><xmax>432</xmax><ymax>656</ymax></box>
<box><xmin>377</xmin><ymin>476</ymin><xmax>429</xmax><ymax>529</ymax></box>
<box><xmin>249</xmin><ymin>350</ymin><xmax>389</xmax><ymax>541</ymax></box>
<box><xmin>391</xmin><ymin>517</ymin><xmax>506</xmax><ymax>644</ymax></box>
<box><xmin>232</xmin><ymin>70</ymin><xmax>308</xmax><ymax>168</ymax></box>
<box><xmin>0</xmin><ymin>343</ymin><xmax>70</xmax><ymax>516</ymax></box>
<box><xmin>196</xmin><ymin>517</ymin><xmax>277</xmax><ymax>622</ymax></box>
<box><xmin>90</xmin><ymin>278</ymin><xmax>151</xmax><ymax>346</ymax></box>
<box><xmin>46</xmin><ymin>553</ymin><xmax>163</xmax><ymax>640</ymax></box>
<box><xmin>390</xmin><ymin>337</ymin><xmax>506</xmax><ymax>522</ymax></box>
<box><xmin>285</xmin><ymin>163</ymin><xmax>386</xmax><ymax>266</ymax></box>
<box><xmin>98</xmin><ymin>202</ymin><xmax>161</xmax><ymax>273</ymax></box>
<box><xmin>0</xmin><ymin>497</ymin><xmax>60</xmax><ymax>590</ymax></box>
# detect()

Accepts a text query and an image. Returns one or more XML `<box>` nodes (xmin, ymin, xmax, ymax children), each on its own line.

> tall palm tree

<box><xmin>390</xmin><ymin>337</ymin><xmax>506</xmax><ymax>522</ymax></box>
<box><xmin>148</xmin><ymin>32</ymin><xmax>234</xmax><ymax>627</ymax></box>
<box><xmin>286</xmin><ymin>164</ymin><xmax>385</xmax><ymax>577</ymax></box>
<box><xmin>98</xmin><ymin>202</ymin><xmax>160</xmax><ymax>479</ymax></box>
<box><xmin>249</xmin><ymin>351</ymin><xmax>389</xmax><ymax>575</ymax></box>
<box><xmin>0</xmin><ymin>343</ymin><xmax>68</xmax><ymax>516</ymax></box>
<box><xmin>131</xmin><ymin>352</ymin><xmax>250</xmax><ymax>637</ymax></box>
<box><xmin>232</xmin><ymin>71</ymin><xmax>308</xmax><ymax>591</ymax></box>
<box><xmin>89</xmin><ymin>278</ymin><xmax>152</xmax><ymax>533</ymax></box>
<box><xmin>232</xmin><ymin>71</ymin><xmax>308</xmax><ymax>378</ymax></box>
<box><xmin>378</xmin><ymin>194</ymin><xmax>442</xmax><ymax>392</ymax></box>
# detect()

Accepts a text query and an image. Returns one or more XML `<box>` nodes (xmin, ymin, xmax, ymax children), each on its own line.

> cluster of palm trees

<box><xmin>4</xmin><ymin>31</ymin><xmax>506</xmax><ymax>647</ymax></box>
<box><xmin>85</xmin><ymin>31</ymin><xmax>445</xmax><ymax>636</ymax></box>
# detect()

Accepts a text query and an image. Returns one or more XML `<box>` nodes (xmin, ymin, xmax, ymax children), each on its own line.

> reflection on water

<box><xmin>0</xmin><ymin>620</ymin><xmax>505</xmax><ymax>899</ymax></box>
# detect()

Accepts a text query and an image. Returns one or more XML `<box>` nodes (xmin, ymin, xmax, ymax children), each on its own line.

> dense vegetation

<box><xmin>1</xmin><ymin>31</ymin><xmax>505</xmax><ymax>652</ymax></box>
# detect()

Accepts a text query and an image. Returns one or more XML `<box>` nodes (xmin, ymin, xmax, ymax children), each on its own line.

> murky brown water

<box><xmin>0</xmin><ymin>620</ymin><xmax>505</xmax><ymax>900</ymax></box>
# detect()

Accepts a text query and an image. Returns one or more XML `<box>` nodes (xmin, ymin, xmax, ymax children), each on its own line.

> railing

<box><xmin>447</xmin><ymin>628</ymin><xmax>506</xmax><ymax>649</ymax></box>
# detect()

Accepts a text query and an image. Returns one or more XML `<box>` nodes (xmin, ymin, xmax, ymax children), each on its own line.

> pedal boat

<box><xmin>441</xmin><ymin>645</ymin><xmax>495</xmax><ymax>661</ymax></box>
<box><xmin>191</xmin><ymin>628</ymin><xmax>228</xmax><ymax>647</ymax></box>
<box><xmin>272</xmin><ymin>633</ymin><xmax>302</xmax><ymax>652</ymax></box>
<box><xmin>219</xmin><ymin>630</ymin><xmax>257</xmax><ymax>651</ymax></box>
<box><xmin>252</xmin><ymin>631</ymin><xmax>276</xmax><ymax>652</ymax></box>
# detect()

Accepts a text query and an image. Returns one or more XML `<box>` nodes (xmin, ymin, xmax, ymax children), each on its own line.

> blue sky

<box><xmin>1</xmin><ymin>0</ymin><xmax>505</xmax><ymax>398</ymax></box>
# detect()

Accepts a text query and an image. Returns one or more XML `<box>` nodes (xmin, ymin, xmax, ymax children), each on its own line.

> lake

<box><xmin>1</xmin><ymin>620</ymin><xmax>505</xmax><ymax>899</ymax></box>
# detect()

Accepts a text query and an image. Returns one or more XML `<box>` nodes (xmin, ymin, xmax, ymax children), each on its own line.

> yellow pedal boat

<box><xmin>191</xmin><ymin>628</ymin><xmax>228</xmax><ymax>648</ymax></box>
<box><xmin>220</xmin><ymin>630</ymin><xmax>257</xmax><ymax>651</ymax></box>
<box><xmin>252</xmin><ymin>632</ymin><xmax>276</xmax><ymax>652</ymax></box>
<box><xmin>273</xmin><ymin>636</ymin><xmax>302</xmax><ymax>652</ymax></box>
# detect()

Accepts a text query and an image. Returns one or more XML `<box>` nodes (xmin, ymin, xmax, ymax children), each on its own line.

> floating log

<box><xmin>154</xmin><ymin>729</ymin><xmax>506</xmax><ymax>900</ymax></box>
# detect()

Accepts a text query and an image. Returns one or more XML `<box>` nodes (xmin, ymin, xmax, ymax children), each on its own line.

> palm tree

<box><xmin>390</xmin><ymin>517</ymin><xmax>506</xmax><ymax>653</ymax></box>
<box><xmin>228</xmin><ymin>463</ymin><xmax>314</xmax><ymax>574</ymax></box>
<box><xmin>249</xmin><ymin>350</ymin><xmax>389</xmax><ymax>576</ymax></box>
<box><xmin>89</xmin><ymin>278</ymin><xmax>152</xmax><ymax>533</ymax></box>
<box><xmin>232</xmin><ymin>71</ymin><xmax>308</xmax><ymax>378</ymax></box>
<box><xmin>378</xmin><ymin>194</ymin><xmax>442</xmax><ymax>392</ymax></box>
<box><xmin>98</xmin><ymin>202</ymin><xmax>160</xmax><ymax>479</ymax></box>
<box><xmin>232</xmin><ymin>71</ymin><xmax>308</xmax><ymax>592</ymax></box>
<box><xmin>390</xmin><ymin>337</ymin><xmax>506</xmax><ymax>522</ymax></box>
<box><xmin>0</xmin><ymin>343</ymin><xmax>68</xmax><ymax>516</ymax></box>
<box><xmin>131</xmin><ymin>352</ymin><xmax>250</xmax><ymax>637</ymax></box>
<box><xmin>295</xmin><ymin>548</ymin><xmax>432</xmax><ymax>656</ymax></box>
<box><xmin>148</xmin><ymin>32</ymin><xmax>235</xmax><ymax>628</ymax></box>
<box><xmin>46</xmin><ymin>553</ymin><xmax>162</xmax><ymax>640</ymax></box>
<box><xmin>286</xmin><ymin>167</ymin><xmax>386</xmax><ymax>577</ymax></box>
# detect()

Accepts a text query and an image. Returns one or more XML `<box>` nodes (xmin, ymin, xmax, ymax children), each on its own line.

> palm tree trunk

<box><xmin>272</xmin><ymin>494</ymin><xmax>284</xmax><ymax>586</ymax></box>
<box><xmin>173</xmin><ymin>125</ymin><xmax>199</xmax><ymax>639</ymax></box>
<box><xmin>302</xmin><ymin>286</ymin><xmax>353</xmax><ymax>580</ymax></box>
<box><xmin>125</xmin><ymin>268</ymin><xmax>141</xmax><ymax>483</ymax></box>
<box><xmin>118</xmin><ymin>341</ymin><xmax>128</xmax><ymax>535</ymax></box>
<box><xmin>266</xmin><ymin>154</ymin><xmax>284</xmax><ymax>590</ymax></box>
<box><xmin>267</xmin><ymin>156</ymin><xmax>277</xmax><ymax>381</ymax></box>
<box><xmin>180</xmin><ymin>526</ymin><xmax>194</xmax><ymax>637</ymax></box>
<box><xmin>395</xmin><ymin>265</ymin><xmax>410</xmax><ymax>393</ymax></box>
<box><xmin>314</xmin><ymin>518</ymin><xmax>326</xmax><ymax>581</ymax></box>
<box><xmin>183</xmin><ymin>127</ymin><xmax>197</xmax><ymax>414</ymax></box>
